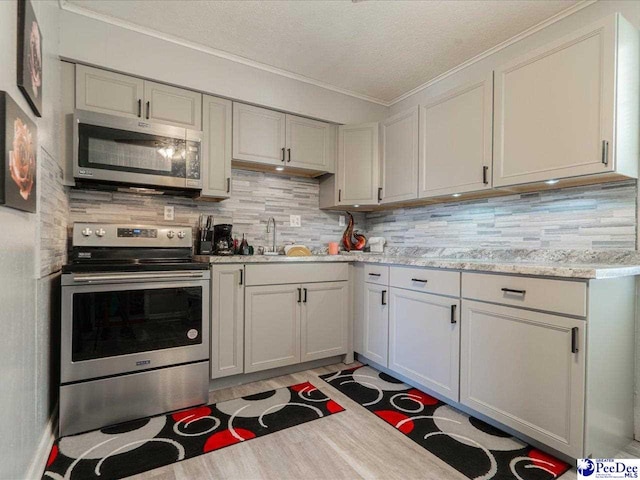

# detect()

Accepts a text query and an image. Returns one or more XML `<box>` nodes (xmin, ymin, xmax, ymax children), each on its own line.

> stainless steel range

<box><xmin>60</xmin><ymin>222</ymin><xmax>210</xmax><ymax>436</ymax></box>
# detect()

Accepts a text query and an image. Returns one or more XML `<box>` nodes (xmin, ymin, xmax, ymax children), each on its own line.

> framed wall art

<box><xmin>0</xmin><ymin>91</ymin><xmax>37</xmax><ymax>213</ymax></box>
<box><xmin>17</xmin><ymin>0</ymin><xmax>43</xmax><ymax>117</ymax></box>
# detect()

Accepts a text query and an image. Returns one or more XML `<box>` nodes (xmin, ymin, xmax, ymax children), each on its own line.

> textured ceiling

<box><xmin>64</xmin><ymin>0</ymin><xmax>581</xmax><ymax>104</ymax></box>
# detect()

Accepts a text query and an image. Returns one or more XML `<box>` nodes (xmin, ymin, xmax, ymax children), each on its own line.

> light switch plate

<box><xmin>339</xmin><ymin>215</ymin><xmax>346</xmax><ymax>227</ymax></box>
<box><xmin>290</xmin><ymin>215</ymin><xmax>301</xmax><ymax>227</ymax></box>
<box><xmin>164</xmin><ymin>206</ymin><xmax>175</xmax><ymax>221</ymax></box>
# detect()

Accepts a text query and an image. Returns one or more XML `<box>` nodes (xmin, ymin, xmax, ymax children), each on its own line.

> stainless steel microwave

<box><xmin>73</xmin><ymin>110</ymin><xmax>202</xmax><ymax>191</ymax></box>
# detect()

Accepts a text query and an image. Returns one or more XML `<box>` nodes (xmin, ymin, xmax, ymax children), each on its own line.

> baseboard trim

<box><xmin>25</xmin><ymin>406</ymin><xmax>57</xmax><ymax>480</ymax></box>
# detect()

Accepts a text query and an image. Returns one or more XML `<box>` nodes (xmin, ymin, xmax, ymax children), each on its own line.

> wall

<box><xmin>366</xmin><ymin>181</ymin><xmax>637</xmax><ymax>250</ymax></box>
<box><xmin>57</xmin><ymin>8</ymin><xmax>388</xmax><ymax>125</ymax></box>
<box><xmin>0</xmin><ymin>1</ymin><xmax>64</xmax><ymax>479</ymax></box>
<box><xmin>69</xmin><ymin>169</ymin><xmax>362</xmax><ymax>251</ymax></box>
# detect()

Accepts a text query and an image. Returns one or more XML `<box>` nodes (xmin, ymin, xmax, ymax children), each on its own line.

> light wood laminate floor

<box><xmin>129</xmin><ymin>362</ymin><xmax>639</xmax><ymax>480</ymax></box>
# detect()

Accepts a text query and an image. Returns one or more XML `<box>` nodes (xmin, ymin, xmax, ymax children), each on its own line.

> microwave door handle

<box><xmin>72</xmin><ymin>272</ymin><xmax>206</xmax><ymax>283</ymax></box>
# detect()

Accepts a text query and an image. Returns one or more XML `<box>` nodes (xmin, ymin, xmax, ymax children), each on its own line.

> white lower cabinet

<box><xmin>242</xmin><ymin>264</ymin><xmax>350</xmax><ymax>374</ymax></box>
<box><xmin>363</xmin><ymin>282</ymin><xmax>389</xmax><ymax>367</ymax></box>
<box><xmin>210</xmin><ymin>265</ymin><xmax>244</xmax><ymax>379</ymax></box>
<box><xmin>460</xmin><ymin>300</ymin><xmax>585</xmax><ymax>458</ymax></box>
<box><xmin>389</xmin><ymin>288</ymin><xmax>460</xmax><ymax>402</ymax></box>
<box><xmin>244</xmin><ymin>284</ymin><xmax>301</xmax><ymax>373</ymax></box>
<box><xmin>301</xmin><ymin>282</ymin><xmax>348</xmax><ymax>361</ymax></box>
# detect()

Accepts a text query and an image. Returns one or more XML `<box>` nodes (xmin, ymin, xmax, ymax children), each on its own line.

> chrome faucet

<box><xmin>266</xmin><ymin>217</ymin><xmax>277</xmax><ymax>253</ymax></box>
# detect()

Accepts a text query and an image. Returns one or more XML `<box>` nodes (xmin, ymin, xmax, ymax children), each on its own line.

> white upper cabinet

<box><xmin>143</xmin><ymin>81</ymin><xmax>202</xmax><ymax>130</ymax></box>
<box><xmin>233</xmin><ymin>103</ymin><xmax>286</xmax><ymax>166</ymax></box>
<box><xmin>419</xmin><ymin>74</ymin><xmax>493</xmax><ymax>198</ymax></box>
<box><xmin>76</xmin><ymin>65</ymin><xmax>144</xmax><ymax>119</ymax></box>
<box><xmin>200</xmin><ymin>95</ymin><xmax>232</xmax><ymax>199</ymax></box>
<box><xmin>286</xmin><ymin>115</ymin><xmax>336</xmax><ymax>173</ymax></box>
<box><xmin>76</xmin><ymin>65</ymin><xmax>202</xmax><ymax>130</ymax></box>
<box><xmin>494</xmin><ymin>14</ymin><xmax>638</xmax><ymax>187</ymax></box>
<box><xmin>381</xmin><ymin>107</ymin><xmax>419</xmax><ymax>204</ymax></box>
<box><xmin>336</xmin><ymin>122</ymin><xmax>380</xmax><ymax>206</ymax></box>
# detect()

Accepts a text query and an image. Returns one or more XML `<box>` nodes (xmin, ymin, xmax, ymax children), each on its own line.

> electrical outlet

<box><xmin>339</xmin><ymin>215</ymin><xmax>346</xmax><ymax>227</ymax></box>
<box><xmin>289</xmin><ymin>215</ymin><xmax>301</xmax><ymax>227</ymax></box>
<box><xmin>164</xmin><ymin>206</ymin><xmax>174</xmax><ymax>221</ymax></box>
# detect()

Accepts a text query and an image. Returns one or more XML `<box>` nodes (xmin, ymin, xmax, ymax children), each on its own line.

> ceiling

<box><xmin>63</xmin><ymin>0</ymin><xmax>583</xmax><ymax>105</ymax></box>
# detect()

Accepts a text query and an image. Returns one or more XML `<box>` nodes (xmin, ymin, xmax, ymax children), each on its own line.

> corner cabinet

<box><xmin>76</xmin><ymin>65</ymin><xmax>202</xmax><ymax>130</ymax></box>
<box><xmin>381</xmin><ymin>107</ymin><xmax>419</xmax><ymax>204</ymax></box>
<box><xmin>210</xmin><ymin>265</ymin><xmax>245</xmax><ymax>379</ymax></box>
<box><xmin>419</xmin><ymin>74</ymin><xmax>493</xmax><ymax>198</ymax></box>
<box><xmin>199</xmin><ymin>95</ymin><xmax>232</xmax><ymax>199</ymax></box>
<box><xmin>232</xmin><ymin>102</ymin><xmax>336</xmax><ymax>175</ymax></box>
<box><xmin>493</xmin><ymin>14</ymin><xmax>638</xmax><ymax>188</ymax></box>
<box><xmin>336</xmin><ymin>122</ymin><xmax>381</xmax><ymax>207</ymax></box>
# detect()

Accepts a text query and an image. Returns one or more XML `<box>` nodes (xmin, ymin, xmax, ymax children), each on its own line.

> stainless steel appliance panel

<box><xmin>59</xmin><ymin>361</ymin><xmax>209</xmax><ymax>436</ymax></box>
<box><xmin>61</xmin><ymin>272</ymin><xmax>210</xmax><ymax>383</ymax></box>
<box><xmin>73</xmin><ymin>110</ymin><xmax>202</xmax><ymax>190</ymax></box>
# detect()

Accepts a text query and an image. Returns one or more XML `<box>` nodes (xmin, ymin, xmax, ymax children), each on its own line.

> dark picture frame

<box><xmin>0</xmin><ymin>91</ymin><xmax>38</xmax><ymax>213</ymax></box>
<box><xmin>17</xmin><ymin>0</ymin><xmax>43</xmax><ymax>117</ymax></box>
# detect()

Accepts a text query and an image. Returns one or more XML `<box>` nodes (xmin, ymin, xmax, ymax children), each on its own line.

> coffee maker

<box><xmin>213</xmin><ymin>224</ymin><xmax>234</xmax><ymax>255</ymax></box>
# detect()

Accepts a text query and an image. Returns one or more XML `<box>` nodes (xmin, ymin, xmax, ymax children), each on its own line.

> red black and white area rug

<box><xmin>320</xmin><ymin>366</ymin><xmax>570</xmax><ymax>480</ymax></box>
<box><xmin>42</xmin><ymin>381</ymin><xmax>343</xmax><ymax>480</ymax></box>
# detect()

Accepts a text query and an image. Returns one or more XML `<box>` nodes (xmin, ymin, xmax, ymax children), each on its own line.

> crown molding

<box><xmin>57</xmin><ymin>0</ymin><xmax>391</xmax><ymax>106</ymax></box>
<box><xmin>387</xmin><ymin>0</ymin><xmax>598</xmax><ymax>106</ymax></box>
<box><xmin>59</xmin><ymin>0</ymin><xmax>597</xmax><ymax>109</ymax></box>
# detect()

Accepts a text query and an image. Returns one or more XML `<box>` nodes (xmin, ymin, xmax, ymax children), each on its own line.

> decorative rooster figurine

<box><xmin>342</xmin><ymin>212</ymin><xmax>367</xmax><ymax>252</ymax></box>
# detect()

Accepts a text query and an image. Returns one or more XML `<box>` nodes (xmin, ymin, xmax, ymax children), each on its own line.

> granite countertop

<box><xmin>194</xmin><ymin>248</ymin><xmax>640</xmax><ymax>280</ymax></box>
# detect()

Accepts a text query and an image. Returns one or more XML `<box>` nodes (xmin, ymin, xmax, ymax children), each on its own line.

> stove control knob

<box><xmin>81</xmin><ymin>227</ymin><xmax>93</xmax><ymax>237</ymax></box>
<box><xmin>167</xmin><ymin>230</ymin><xmax>175</xmax><ymax>239</ymax></box>
<box><xmin>177</xmin><ymin>231</ymin><xmax>185</xmax><ymax>239</ymax></box>
<box><xmin>95</xmin><ymin>228</ymin><xmax>106</xmax><ymax>237</ymax></box>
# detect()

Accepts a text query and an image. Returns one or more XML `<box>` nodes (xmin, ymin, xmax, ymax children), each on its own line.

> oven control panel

<box><xmin>73</xmin><ymin>223</ymin><xmax>192</xmax><ymax>248</ymax></box>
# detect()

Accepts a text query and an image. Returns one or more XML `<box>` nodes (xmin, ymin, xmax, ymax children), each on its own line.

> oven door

<box><xmin>61</xmin><ymin>270</ymin><xmax>210</xmax><ymax>384</ymax></box>
<box><xmin>73</xmin><ymin>110</ymin><xmax>202</xmax><ymax>190</ymax></box>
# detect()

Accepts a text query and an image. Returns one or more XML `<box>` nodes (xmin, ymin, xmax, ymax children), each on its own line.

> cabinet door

<box><xmin>493</xmin><ymin>17</ymin><xmax>616</xmax><ymax>187</ymax></box>
<box><xmin>389</xmin><ymin>288</ymin><xmax>459</xmax><ymax>402</ymax></box>
<box><xmin>381</xmin><ymin>107</ymin><xmax>419</xmax><ymax>204</ymax></box>
<box><xmin>337</xmin><ymin>123</ymin><xmax>380</xmax><ymax>206</ymax></box>
<box><xmin>285</xmin><ymin>115</ymin><xmax>336</xmax><ymax>173</ymax></box>
<box><xmin>460</xmin><ymin>300</ymin><xmax>585</xmax><ymax>458</ymax></box>
<box><xmin>200</xmin><ymin>95</ymin><xmax>232</xmax><ymax>198</ymax></box>
<box><xmin>363</xmin><ymin>283</ymin><xmax>389</xmax><ymax>367</ymax></box>
<box><xmin>210</xmin><ymin>265</ymin><xmax>244</xmax><ymax>379</ymax></box>
<box><xmin>76</xmin><ymin>65</ymin><xmax>144</xmax><ymax>119</ymax></box>
<box><xmin>233</xmin><ymin>103</ymin><xmax>286</xmax><ymax>166</ymax></box>
<box><xmin>244</xmin><ymin>284</ymin><xmax>301</xmax><ymax>373</ymax></box>
<box><xmin>143</xmin><ymin>80</ymin><xmax>202</xmax><ymax>130</ymax></box>
<box><xmin>301</xmin><ymin>281</ymin><xmax>348</xmax><ymax>362</ymax></box>
<box><xmin>419</xmin><ymin>75</ymin><xmax>493</xmax><ymax>198</ymax></box>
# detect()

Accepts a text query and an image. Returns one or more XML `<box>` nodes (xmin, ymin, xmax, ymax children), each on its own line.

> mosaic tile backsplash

<box><xmin>366</xmin><ymin>180</ymin><xmax>638</xmax><ymax>250</ymax></box>
<box><xmin>67</xmin><ymin>170</ymin><xmax>638</xmax><ymax>252</ymax></box>
<box><xmin>68</xmin><ymin>169</ymin><xmax>362</xmax><ymax>251</ymax></box>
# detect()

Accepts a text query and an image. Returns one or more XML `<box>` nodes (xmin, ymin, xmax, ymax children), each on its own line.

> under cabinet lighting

<box><xmin>545</xmin><ymin>179</ymin><xmax>559</xmax><ymax>185</ymax></box>
<box><xmin>452</xmin><ymin>193</ymin><xmax>461</xmax><ymax>198</ymax></box>
<box><xmin>275</xmin><ymin>166</ymin><xmax>284</xmax><ymax>171</ymax></box>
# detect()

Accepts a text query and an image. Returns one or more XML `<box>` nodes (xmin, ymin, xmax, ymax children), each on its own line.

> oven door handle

<box><xmin>72</xmin><ymin>272</ymin><xmax>206</xmax><ymax>283</ymax></box>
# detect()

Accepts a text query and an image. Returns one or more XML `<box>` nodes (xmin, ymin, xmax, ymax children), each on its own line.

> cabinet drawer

<box><xmin>462</xmin><ymin>273</ymin><xmax>586</xmax><ymax>317</ymax></box>
<box><xmin>245</xmin><ymin>263</ymin><xmax>348</xmax><ymax>286</ymax></box>
<box><xmin>390</xmin><ymin>266</ymin><xmax>459</xmax><ymax>297</ymax></box>
<box><xmin>364</xmin><ymin>264</ymin><xmax>389</xmax><ymax>285</ymax></box>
